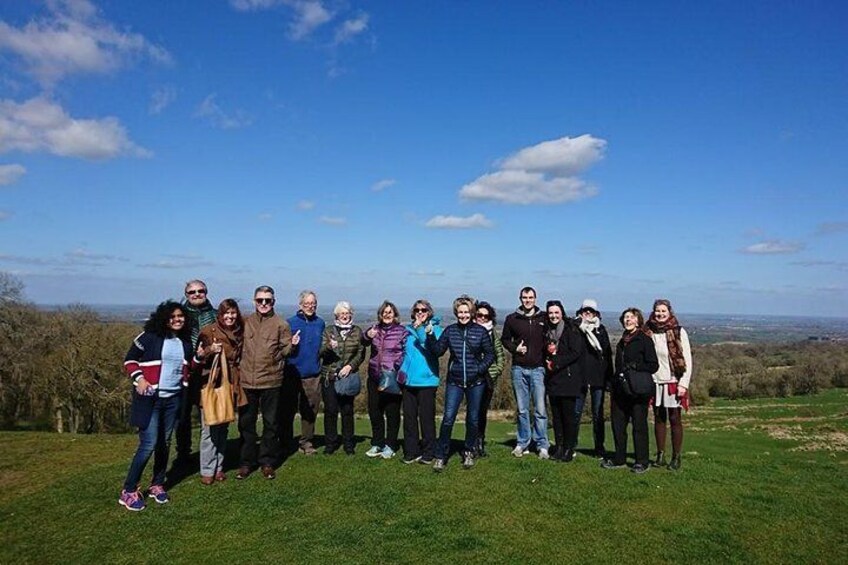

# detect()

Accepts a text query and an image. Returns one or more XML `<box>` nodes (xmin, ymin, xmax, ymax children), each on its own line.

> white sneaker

<box><xmin>365</xmin><ymin>446</ymin><xmax>383</xmax><ymax>458</ymax></box>
<box><xmin>538</xmin><ymin>448</ymin><xmax>550</xmax><ymax>460</ymax></box>
<box><xmin>511</xmin><ymin>445</ymin><xmax>526</xmax><ymax>458</ymax></box>
<box><xmin>381</xmin><ymin>446</ymin><xmax>396</xmax><ymax>459</ymax></box>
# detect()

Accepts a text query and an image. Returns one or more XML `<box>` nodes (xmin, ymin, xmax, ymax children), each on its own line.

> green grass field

<box><xmin>2</xmin><ymin>390</ymin><xmax>847</xmax><ymax>564</ymax></box>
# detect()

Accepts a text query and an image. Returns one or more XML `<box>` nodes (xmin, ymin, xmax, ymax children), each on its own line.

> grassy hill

<box><xmin>2</xmin><ymin>390</ymin><xmax>847</xmax><ymax>564</ymax></box>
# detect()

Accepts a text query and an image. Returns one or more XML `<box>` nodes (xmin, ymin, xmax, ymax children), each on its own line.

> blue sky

<box><xmin>1</xmin><ymin>0</ymin><xmax>846</xmax><ymax>317</ymax></box>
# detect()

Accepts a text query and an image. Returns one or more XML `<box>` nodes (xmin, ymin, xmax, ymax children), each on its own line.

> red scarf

<box><xmin>648</xmin><ymin>314</ymin><xmax>686</xmax><ymax>377</ymax></box>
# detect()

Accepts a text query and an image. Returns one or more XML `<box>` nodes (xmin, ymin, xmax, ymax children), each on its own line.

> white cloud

<box><xmin>0</xmin><ymin>0</ymin><xmax>172</xmax><ymax>86</ymax></box>
<box><xmin>740</xmin><ymin>240</ymin><xmax>803</xmax><ymax>255</ymax></box>
<box><xmin>0</xmin><ymin>164</ymin><xmax>26</xmax><ymax>185</ymax></box>
<box><xmin>149</xmin><ymin>86</ymin><xmax>177</xmax><ymax>115</ymax></box>
<box><xmin>0</xmin><ymin>96</ymin><xmax>150</xmax><ymax>159</ymax></box>
<box><xmin>371</xmin><ymin>178</ymin><xmax>395</xmax><ymax>192</ymax></box>
<box><xmin>286</xmin><ymin>1</ymin><xmax>334</xmax><ymax>40</ymax></box>
<box><xmin>424</xmin><ymin>213</ymin><xmax>494</xmax><ymax>229</ymax></box>
<box><xmin>66</xmin><ymin>248</ymin><xmax>126</xmax><ymax>263</ymax></box>
<box><xmin>411</xmin><ymin>269</ymin><xmax>445</xmax><ymax>277</ymax></box>
<box><xmin>459</xmin><ymin>134</ymin><xmax>606</xmax><ymax>205</ymax></box>
<box><xmin>194</xmin><ymin>94</ymin><xmax>253</xmax><ymax>129</ymax></box>
<box><xmin>138</xmin><ymin>259</ymin><xmax>215</xmax><ymax>269</ymax></box>
<box><xmin>319</xmin><ymin>215</ymin><xmax>346</xmax><ymax>225</ymax></box>
<box><xmin>230</xmin><ymin>0</ymin><xmax>280</xmax><ymax>10</ymax></box>
<box><xmin>334</xmin><ymin>13</ymin><xmax>369</xmax><ymax>44</ymax></box>
<box><xmin>296</xmin><ymin>200</ymin><xmax>314</xmax><ymax>210</ymax></box>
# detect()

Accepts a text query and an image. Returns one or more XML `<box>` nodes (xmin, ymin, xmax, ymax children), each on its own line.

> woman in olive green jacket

<box><xmin>474</xmin><ymin>300</ymin><xmax>505</xmax><ymax>457</ymax></box>
<box><xmin>320</xmin><ymin>301</ymin><xmax>366</xmax><ymax>455</ymax></box>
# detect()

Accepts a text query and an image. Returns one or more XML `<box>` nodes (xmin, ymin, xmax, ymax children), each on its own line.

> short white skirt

<box><xmin>655</xmin><ymin>383</ymin><xmax>682</xmax><ymax>408</ymax></box>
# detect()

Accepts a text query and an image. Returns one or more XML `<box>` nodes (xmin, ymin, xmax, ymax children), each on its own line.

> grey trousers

<box><xmin>200</xmin><ymin>410</ymin><xmax>229</xmax><ymax>477</ymax></box>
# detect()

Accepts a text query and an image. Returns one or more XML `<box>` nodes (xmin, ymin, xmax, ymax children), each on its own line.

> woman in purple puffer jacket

<box><xmin>361</xmin><ymin>300</ymin><xmax>408</xmax><ymax>459</ymax></box>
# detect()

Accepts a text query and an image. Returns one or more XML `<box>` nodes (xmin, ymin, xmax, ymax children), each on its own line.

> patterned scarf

<box><xmin>577</xmin><ymin>316</ymin><xmax>602</xmax><ymax>352</ymax></box>
<box><xmin>335</xmin><ymin>322</ymin><xmax>354</xmax><ymax>340</ymax></box>
<box><xmin>648</xmin><ymin>314</ymin><xmax>687</xmax><ymax>377</ymax></box>
<box><xmin>183</xmin><ymin>300</ymin><xmax>217</xmax><ymax>347</ymax></box>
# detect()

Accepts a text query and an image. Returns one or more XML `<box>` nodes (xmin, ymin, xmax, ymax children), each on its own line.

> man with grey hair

<box><xmin>175</xmin><ymin>278</ymin><xmax>216</xmax><ymax>466</ymax></box>
<box><xmin>282</xmin><ymin>290</ymin><xmax>326</xmax><ymax>455</ymax></box>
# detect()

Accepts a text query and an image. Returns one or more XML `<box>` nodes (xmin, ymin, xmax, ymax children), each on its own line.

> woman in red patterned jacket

<box><xmin>118</xmin><ymin>300</ymin><xmax>198</xmax><ymax>511</ymax></box>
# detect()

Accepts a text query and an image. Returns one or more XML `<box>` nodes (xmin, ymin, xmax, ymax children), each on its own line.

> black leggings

<box><xmin>549</xmin><ymin>395</ymin><xmax>578</xmax><ymax>452</ymax></box>
<box><xmin>367</xmin><ymin>377</ymin><xmax>401</xmax><ymax>450</ymax></box>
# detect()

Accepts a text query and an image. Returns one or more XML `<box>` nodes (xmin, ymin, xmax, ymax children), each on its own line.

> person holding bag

<box><xmin>362</xmin><ymin>301</ymin><xmax>408</xmax><ymax>459</ymax></box>
<box><xmin>196</xmin><ymin>299</ymin><xmax>246</xmax><ymax>485</ymax></box>
<box><xmin>648</xmin><ymin>299</ymin><xmax>693</xmax><ymax>470</ymax></box>
<box><xmin>320</xmin><ymin>301</ymin><xmax>365</xmax><ymax>455</ymax></box>
<box><xmin>602</xmin><ymin>307</ymin><xmax>659</xmax><ymax>474</ymax></box>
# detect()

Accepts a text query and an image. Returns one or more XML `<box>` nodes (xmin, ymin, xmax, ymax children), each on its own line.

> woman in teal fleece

<box><xmin>398</xmin><ymin>299</ymin><xmax>443</xmax><ymax>464</ymax></box>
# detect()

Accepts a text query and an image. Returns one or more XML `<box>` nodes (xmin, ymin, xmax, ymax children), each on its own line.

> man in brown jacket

<box><xmin>237</xmin><ymin>285</ymin><xmax>293</xmax><ymax>480</ymax></box>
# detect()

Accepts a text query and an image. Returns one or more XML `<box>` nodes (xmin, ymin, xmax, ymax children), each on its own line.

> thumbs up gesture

<box><xmin>516</xmin><ymin>340</ymin><xmax>528</xmax><ymax>355</ymax></box>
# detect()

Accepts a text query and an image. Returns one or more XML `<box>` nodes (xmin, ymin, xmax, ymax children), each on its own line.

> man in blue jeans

<box><xmin>501</xmin><ymin>286</ymin><xmax>551</xmax><ymax>459</ymax></box>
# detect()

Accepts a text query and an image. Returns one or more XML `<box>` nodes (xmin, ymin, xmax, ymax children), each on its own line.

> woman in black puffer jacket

<box><xmin>544</xmin><ymin>300</ymin><xmax>586</xmax><ymax>463</ymax></box>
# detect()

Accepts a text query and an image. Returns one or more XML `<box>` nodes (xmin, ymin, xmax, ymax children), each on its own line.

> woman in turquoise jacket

<box><xmin>398</xmin><ymin>299</ymin><xmax>443</xmax><ymax>464</ymax></box>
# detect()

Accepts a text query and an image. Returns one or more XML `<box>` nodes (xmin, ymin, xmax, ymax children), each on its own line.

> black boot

<box><xmin>560</xmin><ymin>448</ymin><xmax>575</xmax><ymax>463</ymax></box>
<box><xmin>668</xmin><ymin>454</ymin><xmax>681</xmax><ymax>471</ymax></box>
<box><xmin>654</xmin><ymin>451</ymin><xmax>666</xmax><ymax>467</ymax></box>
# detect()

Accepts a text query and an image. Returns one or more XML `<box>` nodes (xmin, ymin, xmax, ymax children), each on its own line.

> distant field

<box><xmin>2</xmin><ymin>390</ymin><xmax>846</xmax><ymax>564</ymax></box>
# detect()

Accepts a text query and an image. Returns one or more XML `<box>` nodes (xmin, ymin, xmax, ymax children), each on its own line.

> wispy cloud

<box><xmin>0</xmin><ymin>96</ymin><xmax>150</xmax><ymax>159</ymax></box>
<box><xmin>459</xmin><ymin>134</ymin><xmax>606</xmax><ymax>204</ymax></box>
<box><xmin>0</xmin><ymin>164</ymin><xmax>26</xmax><ymax>185</ymax></box>
<box><xmin>424</xmin><ymin>213</ymin><xmax>494</xmax><ymax>229</ymax></box>
<box><xmin>230</xmin><ymin>1</ymin><xmax>334</xmax><ymax>40</ymax></box>
<box><xmin>149</xmin><ymin>86</ymin><xmax>177</xmax><ymax>115</ymax></box>
<box><xmin>790</xmin><ymin>259</ymin><xmax>848</xmax><ymax>270</ymax></box>
<box><xmin>815</xmin><ymin>221</ymin><xmax>848</xmax><ymax>236</ymax></box>
<box><xmin>138</xmin><ymin>259</ymin><xmax>215</xmax><ymax>269</ymax></box>
<box><xmin>296</xmin><ymin>200</ymin><xmax>314</xmax><ymax>210</ymax></box>
<box><xmin>319</xmin><ymin>215</ymin><xmax>346</xmax><ymax>225</ymax></box>
<box><xmin>66</xmin><ymin>248</ymin><xmax>127</xmax><ymax>263</ymax></box>
<box><xmin>0</xmin><ymin>0</ymin><xmax>172</xmax><ymax>86</ymax></box>
<box><xmin>334</xmin><ymin>13</ymin><xmax>369</xmax><ymax>45</ymax></box>
<box><xmin>371</xmin><ymin>178</ymin><xmax>395</xmax><ymax>192</ymax></box>
<box><xmin>740</xmin><ymin>240</ymin><xmax>804</xmax><ymax>255</ymax></box>
<box><xmin>410</xmin><ymin>269</ymin><xmax>445</xmax><ymax>277</ymax></box>
<box><xmin>194</xmin><ymin>94</ymin><xmax>253</xmax><ymax>129</ymax></box>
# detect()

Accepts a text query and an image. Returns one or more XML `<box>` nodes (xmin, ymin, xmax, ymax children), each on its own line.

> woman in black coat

<box><xmin>544</xmin><ymin>300</ymin><xmax>586</xmax><ymax>463</ymax></box>
<box><xmin>602</xmin><ymin>307</ymin><xmax>659</xmax><ymax>474</ymax></box>
<box><xmin>575</xmin><ymin>299</ymin><xmax>614</xmax><ymax>458</ymax></box>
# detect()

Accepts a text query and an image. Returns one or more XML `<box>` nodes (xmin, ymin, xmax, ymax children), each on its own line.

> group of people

<box><xmin>118</xmin><ymin>281</ymin><xmax>693</xmax><ymax>512</ymax></box>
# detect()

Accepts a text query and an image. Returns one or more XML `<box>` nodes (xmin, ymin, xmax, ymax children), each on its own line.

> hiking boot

<box><xmin>668</xmin><ymin>454</ymin><xmax>682</xmax><ymax>471</ymax></box>
<box><xmin>147</xmin><ymin>485</ymin><xmax>169</xmax><ymax>504</ymax></box>
<box><xmin>432</xmin><ymin>459</ymin><xmax>446</xmax><ymax>473</ymax></box>
<box><xmin>118</xmin><ymin>489</ymin><xmax>145</xmax><ymax>512</ymax></box>
<box><xmin>261</xmin><ymin>465</ymin><xmax>276</xmax><ymax>480</ymax></box>
<box><xmin>236</xmin><ymin>466</ymin><xmax>252</xmax><ymax>480</ymax></box>
<box><xmin>600</xmin><ymin>459</ymin><xmax>626</xmax><ymax>470</ymax></box>
<box><xmin>631</xmin><ymin>463</ymin><xmax>650</xmax><ymax>474</ymax></box>
<box><xmin>365</xmin><ymin>446</ymin><xmax>383</xmax><ymax>458</ymax></box>
<box><xmin>462</xmin><ymin>452</ymin><xmax>475</xmax><ymax>469</ymax></box>
<box><xmin>654</xmin><ymin>451</ymin><xmax>666</xmax><ymax>467</ymax></box>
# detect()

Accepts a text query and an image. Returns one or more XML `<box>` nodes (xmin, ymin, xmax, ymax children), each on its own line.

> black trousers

<box><xmin>402</xmin><ymin>385</ymin><xmax>437</xmax><ymax>460</ymax></box>
<box><xmin>477</xmin><ymin>380</ymin><xmax>495</xmax><ymax>446</ymax></box>
<box><xmin>610</xmin><ymin>392</ymin><xmax>650</xmax><ymax>466</ymax></box>
<box><xmin>549</xmin><ymin>395</ymin><xmax>578</xmax><ymax>452</ymax></box>
<box><xmin>323</xmin><ymin>379</ymin><xmax>356</xmax><ymax>451</ymax></box>
<box><xmin>175</xmin><ymin>372</ymin><xmax>202</xmax><ymax>459</ymax></box>
<box><xmin>238</xmin><ymin>387</ymin><xmax>281</xmax><ymax>468</ymax></box>
<box><xmin>367</xmin><ymin>377</ymin><xmax>401</xmax><ymax>450</ymax></box>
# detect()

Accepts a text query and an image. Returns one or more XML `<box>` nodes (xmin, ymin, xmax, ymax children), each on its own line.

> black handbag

<box><xmin>620</xmin><ymin>369</ymin><xmax>654</xmax><ymax>399</ymax></box>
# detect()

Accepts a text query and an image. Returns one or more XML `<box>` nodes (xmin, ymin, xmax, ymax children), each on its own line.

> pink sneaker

<box><xmin>147</xmin><ymin>485</ymin><xmax>169</xmax><ymax>504</ymax></box>
<box><xmin>118</xmin><ymin>489</ymin><xmax>146</xmax><ymax>511</ymax></box>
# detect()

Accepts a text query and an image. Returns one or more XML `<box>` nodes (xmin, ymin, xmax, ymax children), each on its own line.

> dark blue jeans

<box><xmin>123</xmin><ymin>393</ymin><xmax>181</xmax><ymax>491</ymax></box>
<box><xmin>436</xmin><ymin>381</ymin><xmax>485</xmax><ymax>460</ymax></box>
<box><xmin>574</xmin><ymin>387</ymin><xmax>606</xmax><ymax>452</ymax></box>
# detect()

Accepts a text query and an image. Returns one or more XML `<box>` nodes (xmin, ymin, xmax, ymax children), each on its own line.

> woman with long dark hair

<box><xmin>647</xmin><ymin>299</ymin><xmax>693</xmax><ymax>470</ymax></box>
<box><xmin>196</xmin><ymin>299</ymin><xmax>245</xmax><ymax>484</ymax></box>
<box><xmin>602</xmin><ymin>307</ymin><xmax>659</xmax><ymax>474</ymax></box>
<box><xmin>119</xmin><ymin>301</ymin><xmax>196</xmax><ymax>511</ymax></box>
<box><xmin>473</xmin><ymin>300</ymin><xmax>505</xmax><ymax>457</ymax></box>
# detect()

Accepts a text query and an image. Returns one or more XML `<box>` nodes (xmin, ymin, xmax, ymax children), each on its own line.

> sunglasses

<box><xmin>475</xmin><ymin>313</ymin><xmax>490</xmax><ymax>320</ymax></box>
<box><xmin>255</xmin><ymin>298</ymin><xmax>274</xmax><ymax>305</ymax></box>
<box><xmin>414</xmin><ymin>308</ymin><xmax>429</xmax><ymax>313</ymax></box>
<box><xmin>186</xmin><ymin>289</ymin><xmax>207</xmax><ymax>296</ymax></box>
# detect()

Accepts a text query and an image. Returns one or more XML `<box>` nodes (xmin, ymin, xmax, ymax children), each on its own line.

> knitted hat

<box><xmin>577</xmin><ymin>298</ymin><xmax>599</xmax><ymax>315</ymax></box>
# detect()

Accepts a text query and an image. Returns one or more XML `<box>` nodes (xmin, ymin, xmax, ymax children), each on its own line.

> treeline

<box><xmin>2</xmin><ymin>273</ymin><xmax>847</xmax><ymax>433</ymax></box>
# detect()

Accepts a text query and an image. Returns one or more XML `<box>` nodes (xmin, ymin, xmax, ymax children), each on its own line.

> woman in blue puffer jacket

<box><xmin>426</xmin><ymin>295</ymin><xmax>494</xmax><ymax>472</ymax></box>
<box><xmin>399</xmin><ymin>299</ymin><xmax>443</xmax><ymax>464</ymax></box>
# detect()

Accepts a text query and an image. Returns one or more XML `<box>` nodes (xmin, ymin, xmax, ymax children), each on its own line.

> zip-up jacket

<box><xmin>501</xmin><ymin>307</ymin><xmax>548</xmax><ymax>368</ymax></box>
<box><xmin>286</xmin><ymin>311</ymin><xmax>326</xmax><ymax>378</ymax></box>
<box><xmin>362</xmin><ymin>323</ymin><xmax>408</xmax><ymax>380</ymax></box>
<box><xmin>615</xmin><ymin>331</ymin><xmax>660</xmax><ymax>376</ymax></box>
<box><xmin>240</xmin><ymin>311</ymin><xmax>293</xmax><ymax>389</ymax></box>
<box><xmin>319</xmin><ymin>325</ymin><xmax>366</xmax><ymax>380</ymax></box>
<box><xmin>123</xmin><ymin>331</ymin><xmax>195</xmax><ymax>386</ymax></box>
<box><xmin>400</xmin><ymin>319</ymin><xmax>443</xmax><ymax>388</ymax></box>
<box><xmin>426</xmin><ymin>322</ymin><xmax>494</xmax><ymax>388</ymax></box>
<box><xmin>545</xmin><ymin>320</ymin><xmax>587</xmax><ymax>397</ymax></box>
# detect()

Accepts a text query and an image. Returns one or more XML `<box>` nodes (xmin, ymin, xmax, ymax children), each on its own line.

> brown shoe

<box><xmin>200</xmin><ymin>476</ymin><xmax>215</xmax><ymax>486</ymax></box>
<box><xmin>215</xmin><ymin>471</ymin><xmax>226</xmax><ymax>482</ymax></box>
<box><xmin>261</xmin><ymin>465</ymin><xmax>276</xmax><ymax>480</ymax></box>
<box><xmin>236</xmin><ymin>466</ymin><xmax>252</xmax><ymax>480</ymax></box>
